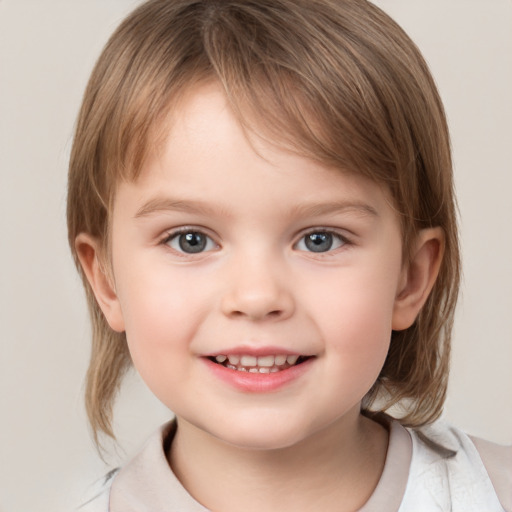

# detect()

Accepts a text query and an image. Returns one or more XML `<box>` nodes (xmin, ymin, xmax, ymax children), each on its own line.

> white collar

<box><xmin>110</xmin><ymin>419</ymin><xmax>412</xmax><ymax>512</ymax></box>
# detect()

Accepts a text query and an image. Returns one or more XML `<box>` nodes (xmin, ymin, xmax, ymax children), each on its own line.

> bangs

<box><xmin>91</xmin><ymin>0</ymin><xmax>437</xmax><ymax>203</ymax></box>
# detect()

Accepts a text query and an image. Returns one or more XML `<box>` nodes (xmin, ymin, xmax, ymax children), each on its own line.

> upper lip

<box><xmin>202</xmin><ymin>346</ymin><xmax>312</xmax><ymax>357</ymax></box>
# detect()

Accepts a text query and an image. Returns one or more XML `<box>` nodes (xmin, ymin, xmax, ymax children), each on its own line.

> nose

<box><xmin>220</xmin><ymin>255</ymin><xmax>295</xmax><ymax>322</ymax></box>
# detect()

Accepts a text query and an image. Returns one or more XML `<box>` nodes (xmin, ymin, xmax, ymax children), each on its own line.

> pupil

<box><xmin>305</xmin><ymin>233</ymin><xmax>333</xmax><ymax>252</ymax></box>
<box><xmin>179</xmin><ymin>232</ymin><xmax>206</xmax><ymax>253</ymax></box>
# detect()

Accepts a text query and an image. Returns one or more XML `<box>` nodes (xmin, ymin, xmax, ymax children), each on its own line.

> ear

<box><xmin>392</xmin><ymin>227</ymin><xmax>445</xmax><ymax>331</ymax></box>
<box><xmin>75</xmin><ymin>233</ymin><xmax>125</xmax><ymax>332</ymax></box>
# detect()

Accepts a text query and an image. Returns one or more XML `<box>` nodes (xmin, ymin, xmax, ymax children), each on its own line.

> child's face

<box><xmin>105</xmin><ymin>84</ymin><xmax>410</xmax><ymax>449</ymax></box>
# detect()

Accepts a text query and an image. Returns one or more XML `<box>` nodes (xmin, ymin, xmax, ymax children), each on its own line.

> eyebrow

<box><xmin>134</xmin><ymin>197</ymin><xmax>228</xmax><ymax>219</ymax></box>
<box><xmin>289</xmin><ymin>201</ymin><xmax>379</xmax><ymax>219</ymax></box>
<box><xmin>134</xmin><ymin>197</ymin><xmax>379</xmax><ymax>220</ymax></box>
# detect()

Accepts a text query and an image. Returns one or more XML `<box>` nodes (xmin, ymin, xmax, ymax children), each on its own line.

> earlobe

<box><xmin>392</xmin><ymin>227</ymin><xmax>445</xmax><ymax>331</ymax></box>
<box><xmin>75</xmin><ymin>233</ymin><xmax>125</xmax><ymax>333</ymax></box>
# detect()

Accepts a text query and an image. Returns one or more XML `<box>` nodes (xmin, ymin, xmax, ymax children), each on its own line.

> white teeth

<box><xmin>240</xmin><ymin>355</ymin><xmax>257</xmax><ymax>367</ymax></box>
<box><xmin>217</xmin><ymin>353</ymin><xmax>306</xmax><ymax>373</ymax></box>
<box><xmin>274</xmin><ymin>355</ymin><xmax>287</xmax><ymax>365</ymax></box>
<box><xmin>228</xmin><ymin>355</ymin><xmax>240</xmax><ymax>365</ymax></box>
<box><xmin>257</xmin><ymin>355</ymin><xmax>275</xmax><ymax>367</ymax></box>
<box><xmin>286</xmin><ymin>354</ymin><xmax>299</xmax><ymax>365</ymax></box>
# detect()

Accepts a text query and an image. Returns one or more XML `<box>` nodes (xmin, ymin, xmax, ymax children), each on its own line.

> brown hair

<box><xmin>67</xmin><ymin>0</ymin><xmax>460</xmax><ymax>443</ymax></box>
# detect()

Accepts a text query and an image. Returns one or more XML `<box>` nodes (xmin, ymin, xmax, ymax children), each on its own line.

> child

<box><xmin>68</xmin><ymin>0</ymin><xmax>511</xmax><ymax>510</ymax></box>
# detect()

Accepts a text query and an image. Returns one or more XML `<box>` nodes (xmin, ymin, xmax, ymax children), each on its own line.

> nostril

<box><xmin>227</xmin><ymin>308</ymin><xmax>284</xmax><ymax>320</ymax></box>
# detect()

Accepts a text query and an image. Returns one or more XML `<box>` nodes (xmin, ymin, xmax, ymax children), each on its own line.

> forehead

<box><xmin>113</xmin><ymin>83</ymin><xmax>396</xmax><ymax>225</ymax></box>
<box><xmin>113</xmin><ymin>74</ymin><xmax>399</xmax><ymax>216</ymax></box>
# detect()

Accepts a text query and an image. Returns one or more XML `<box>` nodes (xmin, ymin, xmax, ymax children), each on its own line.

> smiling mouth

<box><xmin>208</xmin><ymin>354</ymin><xmax>311</xmax><ymax>373</ymax></box>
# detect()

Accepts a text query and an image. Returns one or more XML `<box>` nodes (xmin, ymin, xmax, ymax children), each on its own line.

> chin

<box><xmin>226</xmin><ymin>434</ymin><xmax>304</xmax><ymax>452</ymax></box>
<box><xmin>209</xmin><ymin>419</ymin><xmax>314</xmax><ymax>452</ymax></box>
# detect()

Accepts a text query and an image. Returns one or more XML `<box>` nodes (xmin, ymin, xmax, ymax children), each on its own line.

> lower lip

<box><xmin>203</xmin><ymin>357</ymin><xmax>314</xmax><ymax>393</ymax></box>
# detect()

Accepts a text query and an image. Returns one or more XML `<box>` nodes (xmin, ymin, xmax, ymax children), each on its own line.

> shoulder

<box><xmin>405</xmin><ymin>421</ymin><xmax>512</xmax><ymax>512</ymax></box>
<box><xmin>76</xmin><ymin>469</ymin><xmax>118</xmax><ymax>512</ymax></box>
<box><xmin>471</xmin><ymin>434</ymin><xmax>512</xmax><ymax>512</ymax></box>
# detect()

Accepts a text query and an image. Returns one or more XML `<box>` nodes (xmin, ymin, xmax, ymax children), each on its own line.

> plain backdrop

<box><xmin>0</xmin><ymin>1</ymin><xmax>511</xmax><ymax>511</ymax></box>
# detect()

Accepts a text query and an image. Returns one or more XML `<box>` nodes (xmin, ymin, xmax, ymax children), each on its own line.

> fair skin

<box><xmin>77</xmin><ymin>84</ymin><xmax>443</xmax><ymax>511</ymax></box>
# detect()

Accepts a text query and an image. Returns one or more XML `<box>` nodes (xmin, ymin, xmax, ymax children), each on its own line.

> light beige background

<box><xmin>0</xmin><ymin>1</ymin><xmax>511</xmax><ymax>511</ymax></box>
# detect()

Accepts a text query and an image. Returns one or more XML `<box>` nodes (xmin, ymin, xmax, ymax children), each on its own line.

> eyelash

<box><xmin>160</xmin><ymin>227</ymin><xmax>218</xmax><ymax>256</ymax></box>
<box><xmin>294</xmin><ymin>229</ymin><xmax>351</xmax><ymax>254</ymax></box>
<box><xmin>160</xmin><ymin>227</ymin><xmax>352</xmax><ymax>256</ymax></box>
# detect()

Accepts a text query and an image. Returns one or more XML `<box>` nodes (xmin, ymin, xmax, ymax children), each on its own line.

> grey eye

<box><xmin>296</xmin><ymin>232</ymin><xmax>345</xmax><ymax>253</ymax></box>
<box><xmin>305</xmin><ymin>232</ymin><xmax>333</xmax><ymax>252</ymax></box>
<box><xmin>167</xmin><ymin>231</ymin><xmax>216</xmax><ymax>254</ymax></box>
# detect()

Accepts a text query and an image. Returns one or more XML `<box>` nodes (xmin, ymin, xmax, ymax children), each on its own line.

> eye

<box><xmin>295</xmin><ymin>231</ymin><xmax>346</xmax><ymax>253</ymax></box>
<box><xmin>165</xmin><ymin>230</ymin><xmax>217</xmax><ymax>254</ymax></box>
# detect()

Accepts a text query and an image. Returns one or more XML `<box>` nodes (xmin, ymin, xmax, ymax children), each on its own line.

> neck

<box><xmin>168</xmin><ymin>409</ymin><xmax>388</xmax><ymax>512</ymax></box>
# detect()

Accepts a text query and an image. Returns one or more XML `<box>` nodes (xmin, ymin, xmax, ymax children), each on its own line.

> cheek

<box><xmin>319</xmin><ymin>292</ymin><xmax>393</xmax><ymax>403</ymax></box>
<box><xmin>314</xmin><ymin>267</ymin><xmax>398</xmax><ymax>336</ymax></box>
<box><xmin>117</xmin><ymin>279</ymin><xmax>204</xmax><ymax>409</ymax></box>
<box><xmin>114</xmin><ymin>264</ymin><xmax>210</xmax><ymax>372</ymax></box>
<box><xmin>306</xmin><ymin>263</ymin><xmax>400</xmax><ymax>377</ymax></box>
<box><xmin>325</xmin><ymin>297</ymin><xmax>392</xmax><ymax>379</ymax></box>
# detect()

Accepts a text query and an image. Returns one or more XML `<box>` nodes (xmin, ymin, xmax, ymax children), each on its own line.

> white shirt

<box><xmin>78</xmin><ymin>419</ymin><xmax>512</xmax><ymax>511</ymax></box>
